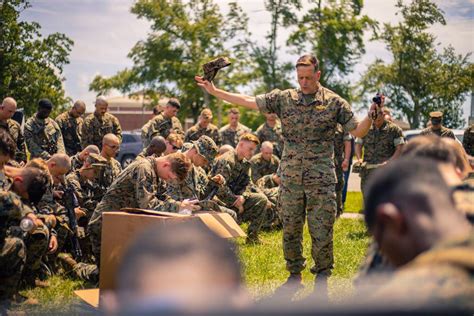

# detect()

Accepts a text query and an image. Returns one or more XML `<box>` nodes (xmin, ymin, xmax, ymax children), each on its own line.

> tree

<box><xmin>89</xmin><ymin>0</ymin><xmax>254</xmax><ymax>122</ymax></box>
<box><xmin>0</xmin><ymin>0</ymin><xmax>73</xmax><ymax>116</ymax></box>
<box><xmin>249</xmin><ymin>0</ymin><xmax>301</xmax><ymax>94</ymax></box>
<box><xmin>288</xmin><ymin>0</ymin><xmax>377</xmax><ymax>101</ymax></box>
<box><xmin>359</xmin><ymin>0</ymin><xmax>472</xmax><ymax>128</ymax></box>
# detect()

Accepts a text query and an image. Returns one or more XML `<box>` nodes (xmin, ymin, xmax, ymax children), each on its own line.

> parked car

<box><xmin>404</xmin><ymin>129</ymin><xmax>464</xmax><ymax>143</ymax></box>
<box><xmin>117</xmin><ymin>131</ymin><xmax>143</xmax><ymax>168</ymax></box>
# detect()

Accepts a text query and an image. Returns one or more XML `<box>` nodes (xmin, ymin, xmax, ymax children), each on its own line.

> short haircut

<box><xmin>117</xmin><ymin>221</ymin><xmax>241</xmax><ymax>293</ymax></box>
<box><xmin>239</xmin><ymin>133</ymin><xmax>260</xmax><ymax>145</ymax></box>
<box><xmin>73</xmin><ymin>100</ymin><xmax>86</xmax><ymax>109</ymax></box>
<box><xmin>401</xmin><ymin>135</ymin><xmax>457</xmax><ymax>166</ymax></box>
<box><xmin>440</xmin><ymin>137</ymin><xmax>472</xmax><ymax>175</ymax></box>
<box><xmin>0</xmin><ymin>129</ymin><xmax>16</xmax><ymax>159</ymax></box>
<box><xmin>23</xmin><ymin>166</ymin><xmax>52</xmax><ymax>204</ymax></box>
<box><xmin>167</xmin><ymin>98</ymin><xmax>181</xmax><ymax>109</ymax></box>
<box><xmin>218</xmin><ymin>144</ymin><xmax>234</xmax><ymax>156</ymax></box>
<box><xmin>102</xmin><ymin>133</ymin><xmax>120</xmax><ymax>146</ymax></box>
<box><xmin>261</xmin><ymin>141</ymin><xmax>273</xmax><ymax>151</ymax></box>
<box><xmin>165</xmin><ymin>152</ymin><xmax>192</xmax><ymax>182</ymax></box>
<box><xmin>2</xmin><ymin>97</ymin><xmax>17</xmax><ymax>108</ymax></box>
<box><xmin>166</xmin><ymin>133</ymin><xmax>183</xmax><ymax>148</ymax></box>
<box><xmin>364</xmin><ymin>157</ymin><xmax>454</xmax><ymax>231</ymax></box>
<box><xmin>296</xmin><ymin>53</ymin><xmax>319</xmax><ymax>71</ymax></box>
<box><xmin>95</xmin><ymin>96</ymin><xmax>108</xmax><ymax>106</ymax></box>
<box><xmin>49</xmin><ymin>153</ymin><xmax>71</xmax><ymax>170</ymax></box>
<box><xmin>152</xmin><ymin>105</ymin><xmax>161</xmax><ymax>115</ymax></box>
<box><xmin>83</xmin><ymin>145</ymin><xmax>100</xmax><ymax>155</ymax></box>
<box><xmin>227</xmin><ymin>108</ymin><xmax>239</xmax><ymax>115</ymax></box>
<box><xmin>38</xmin><ymin>98</ymin><xmax>53</xmax><ymax>109</ymax></box>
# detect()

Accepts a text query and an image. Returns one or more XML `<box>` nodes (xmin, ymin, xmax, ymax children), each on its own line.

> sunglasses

<box><xmin>172</xmin><ymin>144</ymin><xmax>182</xmax><ymax>150</ymax></box>
<box><xmin>106</xmin><ymin>144</ymin><xmax>120</xmax><ymax>150</ymax></box>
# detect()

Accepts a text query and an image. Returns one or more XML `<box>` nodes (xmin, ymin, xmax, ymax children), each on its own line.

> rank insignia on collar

<box><xmin>315</xmin><ymin>104</ymin><xmax>326</xmax><ymax>111</ymax></box>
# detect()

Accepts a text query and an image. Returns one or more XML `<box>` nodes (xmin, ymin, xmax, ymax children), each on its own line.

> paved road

<box><xmin>347</xmin><ymin>172</ymin><xmax>361</xmax><ymax>192</ymax></box>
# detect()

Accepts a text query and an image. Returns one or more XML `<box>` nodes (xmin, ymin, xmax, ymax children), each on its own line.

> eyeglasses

<box><xmin>106</xmin><ymin>144</ymin><xmax>120</xmax><ymax>150</ymax></box>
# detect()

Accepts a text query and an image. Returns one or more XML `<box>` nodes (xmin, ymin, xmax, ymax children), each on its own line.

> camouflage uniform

<box><xmin>92</xmin><ymin>158</ymin><xmax>122</xmax><ymax>204</ymax></box>
<box><xmin>420</xmin><ymin>125</ymin><xmax>455</xmax><ymax>139</ymax></box>
<box><xmin>0</xmin><ymin>119</ymin><xmax>27</xmax><ymax>163</ymax></box>
<box><xmin>142</xmin><ymin>114</ymin><xmax>183</xmax><ymax>147</ymax></box>
<box><xmin>355</xmin><ymin>120</ymin><xmax>404</xmax><ymax>201</ymax></box>
<box><xmin>55</xmin><ymin>111</ymin><xmax>83</xmax><ymax>156</ymax></box>
<box><xmin>334</xmin><ymin>124</ymin><xmax>352</xmax><ymax>215</ymax></box>
<box><xmin>140</xmin><ymin>119</ymin><xmax>154</xmax><ymax>147</ymax></box>
<box><xmin>210</xmin><ymin>150</ymin><xmax>268</xmax><ymax>241</ymax></box>
<box><xmin>256</xmin><ymin>174</ymin><xmax>281</xmax><ymax>231</ymax></box>
<box><xmin>368</xmin><ymin>233</ymin><xmax>474</xmax><ymax>310</ymax></box>
<box><xmin>166</xmin><ymin>137</ymin><xmax>237</xmax><ymax>219</ymax></box>
<box><xmin>70</xmin><ymin>153</ymin><xmax>83</xmax><ymax>172</ymax></box>
<box><xmin>65</xmin><ymin>171</ymin><xmax>97</xmax><ymax>222</ymax></box>
<box><xmin>24</xmin><ymin>114</ymin><xmax>66</xmax><ymax>159</ymax></box>
<box><xmin>0</xmin><ymin>191</ymin><xmax>32</xmax><ymax>301</ymax></box>
<box><xmin>462</xmin><ymin>124</ymin><xmax>474</xmax><ymax>156</ymax></box>
<box><xmin>36</xmin><ymin>183</ymin><xmax>68</xmax><ymax>253</ymax></box>
<box><xmin>65</xmin><ymin>170</ymin><xmax>102</xmax><ymax>263</ymax></box>
<box><xmin>218</xmin><ymin>123</ymin><xmax>251</xmax><ymax>148</ymax></box>
<box><xmin>255</xmin><ymin>86</ymin><xmax>359</xmax><ymax>275</ymax></box>
<box><xmin>249</xmin><ymin>152</ymin><xmax>280</xmax><ymax>183</ymax></box>
<box><xmin>87</xmin><ymin>157</ymin><xmax>180</xmax><ymax>261</ymax></box>
<box><xmin>184</xmin><ymin>122</ymin><xmax>221</xmax><ymax>146</ymax></box>
<box><xmin>81</xmin><ymin>112</ymin><xmax>122</xmax><ymax>150</ymax></box>
<box><xmin>256</xmin><ymin>121</ymin><xmax>284</xmax><ymax>158</ymax></box>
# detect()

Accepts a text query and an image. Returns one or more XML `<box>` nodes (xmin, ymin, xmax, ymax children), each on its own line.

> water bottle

<box><xmin>20</xmin><ymin>217</ymin><xmax>35</xmax><ymax>232</ymax></box>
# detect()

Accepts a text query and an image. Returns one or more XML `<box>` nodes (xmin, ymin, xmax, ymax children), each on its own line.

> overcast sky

<box><xmin>22</xmin><ymin>0</ymin><xmax>473</xmax><ymax>124</ymax></box>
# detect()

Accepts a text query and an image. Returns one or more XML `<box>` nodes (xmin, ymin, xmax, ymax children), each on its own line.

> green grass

<box><xmin>237</xmin><ymin>218</ymin><xmax>369</xmax><ymax>301</ymax></box>
<box><xmin>344</xmin><ymin>191</ymin><xmax>364</xmax><ymax>213</ymax></box>
<box><xmin>16</xmin><ymin>207</ymin><xmax>369</xmax><ymax>311</ymax></box>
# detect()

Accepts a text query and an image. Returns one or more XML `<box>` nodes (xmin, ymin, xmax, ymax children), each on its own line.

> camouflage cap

<box><xmin>85</xmin><ymin>153</ymin><xmax>108</xmax><ymax>169</ymax></box>
<box><xmin>429</xmin><ymin>111</ymin><xmax>443</xmax><ymax>118</ymax></box>
<box><xmin>192</xmin><ymin>135</ymin><xmax>218</xmax><ymax>163</ymax></box>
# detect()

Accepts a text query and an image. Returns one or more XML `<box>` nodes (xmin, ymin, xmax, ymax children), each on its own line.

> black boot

<box><xmin>273</xmin><ymin>273</ymin><xmax>304</xmax><ymax>298</ymax></box>
<box><xmin>313</xmin><ymin>272</ymin><xmax>329</xmax><ymax>302</ymax></box>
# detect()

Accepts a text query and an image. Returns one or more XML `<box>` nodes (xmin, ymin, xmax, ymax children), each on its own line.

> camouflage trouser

<box><xmin>238</xmin><ymin>192</ymin><xmax>268</xmax><ymax>240</ymax></box>
<box><xmin>74</xmin><ymin>262</ymin><xmax>99</xmax><ymax>284</ymax></box>
<box><xmin>87</xmin><ymin>209</ymin><xmax>104</xmax><ymax>265</ymax></box>
<box><xmin>360</xmin><ymin>168</ymin><xmax>376</xmax><ymax>205</ymax></box>
<box><xmin>22</xmin><ymin>224</ymin><xmax>50</xmax><ymax>282</ymax></box>
<box><xmin>335</xmin><ymin>163</ymin><xmax>344</xmax><ymax>215</ymax></box>
<box><xmin>280</xmin><ymin>183</ymin><xmax>336</xmax><ymax>275</ymax></box>
<box><xmin>0</xmin><ymin>237</ymin><xmax>26</xmax><ymax>301</ymax></box>
<box><xmin>261</xmin><ymin>187</ymin><xmax>282</xmax><ymax>230</ymax></box>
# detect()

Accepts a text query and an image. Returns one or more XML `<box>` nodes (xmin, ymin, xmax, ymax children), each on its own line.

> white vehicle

<box><xmin>404</xmin><ymin>129</ymin><xmax>465</xmax><ymax>143</ymax></box>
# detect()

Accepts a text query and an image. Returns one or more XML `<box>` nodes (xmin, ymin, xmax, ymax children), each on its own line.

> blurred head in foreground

<box><xmin>363</xmin><ymin>157</ymin><xmax>473</xmax><ymax>309</ymax></box>
<box><xmin>114</xmin><ymin>221</ymin><xmax>249</xmax><ymax>312</ymax></box>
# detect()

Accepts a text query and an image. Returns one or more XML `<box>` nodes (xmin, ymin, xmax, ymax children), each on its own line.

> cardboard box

<box><xmin>75</xmin><ymin>210</ymin><xmax>245</xmax><ymax>307</ymax></box>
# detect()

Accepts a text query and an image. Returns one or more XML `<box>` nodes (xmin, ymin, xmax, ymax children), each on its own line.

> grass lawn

<box><xmin>17</xmin><ymin>196</ymin><xmax>369</xmax><ymax>312</ymax></box>
<box><xmin>344</xmin><ymin>191</ymin><xmax>364</xmax><ymax>213</ymax></box>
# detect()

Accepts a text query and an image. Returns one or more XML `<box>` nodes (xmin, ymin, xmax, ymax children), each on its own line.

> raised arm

<box><xmin>195</xmin><ymin>76</ymin><xmax>258</xmax><ymax>111</ymax></box>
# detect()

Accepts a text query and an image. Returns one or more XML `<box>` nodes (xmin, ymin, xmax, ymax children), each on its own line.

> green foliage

<box><xmin>288</xmin><ymin>0</ymin><xmax>377</xmax><ymax>101</ymax></box>
<box><xmin>248</xmin><ymin>0</ymin><xmax>302</xmax><ymax>94</ymax></box>
<box><xmin>358</xmin><ymin>0</ymin><xmax>472</xmax><ymax>128</ymax></box>
<box><xmin>89</xmin><ymin>0</ymin><xmax>255</xmax><ymax>121</ymax></box>
<box><xmin>0</xmin><ymin>0</ymin><xmax>73</xmax><ymax>116</ymax></box>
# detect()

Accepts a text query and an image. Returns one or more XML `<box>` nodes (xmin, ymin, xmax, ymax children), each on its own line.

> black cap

<box><xmin>38</xmin><ymin>99</ymin><xmax>53</xmax><ymax>109</ymax></box>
